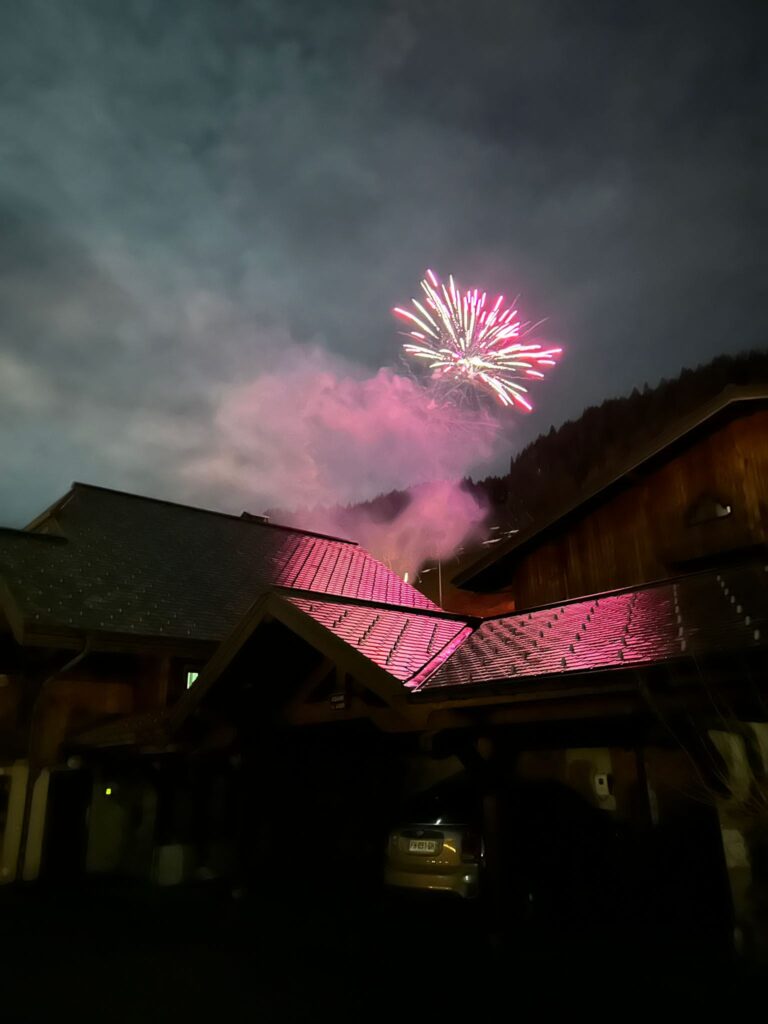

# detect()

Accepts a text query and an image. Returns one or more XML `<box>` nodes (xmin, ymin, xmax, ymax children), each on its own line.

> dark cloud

<box><xmin>0</xmin><ymin>0</ymin><xmax>763</xmax><ymax>525</ymax></box>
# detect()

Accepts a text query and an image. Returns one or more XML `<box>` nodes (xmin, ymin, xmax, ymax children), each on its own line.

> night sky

<box><xmin>1</xmin><ymin>1</ymin><xmax>763</xmax><ymax>525</ymax></box>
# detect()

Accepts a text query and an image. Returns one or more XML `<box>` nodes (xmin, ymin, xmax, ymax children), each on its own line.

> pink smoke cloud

<box><xmin>292</xmin><ymin>480</ymin><xmax>489</xmax><ymax>578</ymax></box>
<box><xmin>184</xmin><ymin>342</ymin><xmax>500</xmax><ymax>578</ymax></box>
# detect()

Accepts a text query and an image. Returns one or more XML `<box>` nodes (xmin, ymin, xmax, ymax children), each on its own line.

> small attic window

<box><xmin>186</xmin><ymin>670</ymin><xmax>199</xmax><ymax>690</ymax></box>
<box><xmin>686</xmin><ymin>495</ymin><xmax>732</xmax><ymax>526</ymax></box>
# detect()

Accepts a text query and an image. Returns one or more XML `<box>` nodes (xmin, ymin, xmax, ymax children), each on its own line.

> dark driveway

<box><xmin>0</xmin><ymin>880</ymin><xmax>756</xmax><ymax>1022</ymax></box>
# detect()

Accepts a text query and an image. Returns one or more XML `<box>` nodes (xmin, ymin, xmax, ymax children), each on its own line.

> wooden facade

<box><xmin>458</xmin><ymin>402</ymin><xmax>768</xmax><ymax>610</ymax></box>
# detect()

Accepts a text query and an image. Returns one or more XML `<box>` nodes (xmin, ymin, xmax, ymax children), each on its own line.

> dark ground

<box><xmin>0</xmin><ymin>879</ymin><xmax>761</xmax><ymax>1023</ymax></box>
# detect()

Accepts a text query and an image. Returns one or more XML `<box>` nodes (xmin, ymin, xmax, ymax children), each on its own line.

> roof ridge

<box><xmin>404</xmin><ymin>623</ymin><xmax>476</xmax><ymax>690</ymax></box>
<box><xmin>279</xmin><ymin>586</ymin><xmax>470</xmax><ymax>621</ymax></box>
<box><xmin>50</xmin><ymin>483</ymin><xmax>358</xmax><ymax>544</ymax></box>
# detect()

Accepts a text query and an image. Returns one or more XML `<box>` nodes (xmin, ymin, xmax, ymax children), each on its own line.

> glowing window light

<box><xmin>105</xmin><ymin>787</ymin><xmax>112</xmax><ymax>796</ymax></box>
<box><xmin>186</xmin><ymin>671</ymin><xmax>199</xmax><ymax>690</ymax></box>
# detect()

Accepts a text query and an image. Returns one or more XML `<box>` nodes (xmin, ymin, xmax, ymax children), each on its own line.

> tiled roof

<box><xmin>73</xmin><ymin>564</ymin><xmax>768</xmax><ymax>747</ymax></box>
<box><xmin>0</xmin><ymin>485</ymin><xmax>437</xmax><ymax>643</ymax></box>
<box><xmin>272</xmin><ymin>535</ymin><xmax>429</xmax><ymax>608</ymax></box>
<box><xmin>419</xmin><ymin>563</ymin><xmax>768</xmax><ymax>692</ymax></box>
<box><xmin>286</xmin><ymin>595</ymin><xmax>472</xmax><ymax>683</ymax></box>
<box><xmin>6</xmin><ymin>484</ymin><xmax>764</xmax><ymax>705</ymax></box>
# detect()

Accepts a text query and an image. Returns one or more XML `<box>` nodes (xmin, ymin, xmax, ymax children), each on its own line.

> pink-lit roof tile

<box><xmin>0</xmin><ymin>484</ymin><xmax>438</xmax><ymax>644</ymax></box>
<box><xmin>420</xmin><ymin>564</ymin><xmax>768</xmax><ymax>692</ymax></box>
<box><xmin>274</xmin><ymin>535</ymin><xmax>438</xmax><ymax>609</ymax></box>
<box><xmin>286</xmin><ymin>595</ymin><xmax>471</xmax><ymax>683</ymax></box>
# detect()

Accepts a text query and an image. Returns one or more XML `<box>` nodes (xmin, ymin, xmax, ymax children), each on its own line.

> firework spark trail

<box><xmin>394</xmin><ymin>269</ymin><xmax>562</xmax><ymax>410</ymax></box>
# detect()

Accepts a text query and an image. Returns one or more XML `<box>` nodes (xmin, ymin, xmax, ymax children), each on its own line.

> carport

<box><xmin>71</xmin><ymin>568</ymin><xmax>768</xmax><ymax>957</ymax></box>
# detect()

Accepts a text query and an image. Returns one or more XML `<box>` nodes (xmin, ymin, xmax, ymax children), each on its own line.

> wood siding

<box><xmin>495</xmin><ymin>408</ymin><xmax>768</xmax><ymax>609</ymax></box>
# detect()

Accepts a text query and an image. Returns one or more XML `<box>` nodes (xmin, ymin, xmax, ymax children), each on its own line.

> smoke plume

<box><xmin>184</xmin><ymin>342</ymin><xmax>498</xmax><ymax>575</ymax></box>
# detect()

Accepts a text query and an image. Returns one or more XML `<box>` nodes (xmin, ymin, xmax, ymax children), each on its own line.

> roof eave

<box><xmin>13</xmin><ymin>621</ymin><xmax>218</xmax><ymax>657</ymax></box>
<box><xmin>412</xmin><ymin>659</ymin><xmax>673</xmax><ymax>703</ymax></box>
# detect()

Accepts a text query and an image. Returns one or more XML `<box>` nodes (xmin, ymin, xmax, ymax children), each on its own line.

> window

<box><xmin>186</xmin><ymin>670</ymin><xmax>199</xmax><ymax>690</ymax></box>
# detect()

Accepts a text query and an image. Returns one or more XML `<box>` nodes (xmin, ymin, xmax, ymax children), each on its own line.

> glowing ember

<box><xmin>394</xmin><ymin>268</ymin><xmax>561</xmax><ymax>409</ymax></box>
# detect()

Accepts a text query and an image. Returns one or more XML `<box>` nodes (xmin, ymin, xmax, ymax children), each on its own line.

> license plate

<box><xmin>408</xmin><ymin>839</ymin><xmax>437</xmax><ymax>854</ymax></box>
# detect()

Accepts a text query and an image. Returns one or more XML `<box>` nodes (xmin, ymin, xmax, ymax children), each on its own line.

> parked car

<box><xmin>385</xmin><ymin>820</ymin><xmax>484</xmax><ymax>898</ymax></box>
<box><xmin>384</xmin><ymin>779</ymin><xmax>484</xmax><ymax>899</ymax></box>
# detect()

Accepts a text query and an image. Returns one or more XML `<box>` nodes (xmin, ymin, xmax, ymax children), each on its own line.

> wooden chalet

<box><xmin>1</xmin><ymin>383</ymin><xmax>767</xmax><ymax>955</ymax></box>
<box><xmin>0</xmin><ymin>482</ymin><xmax>435</xmax><ymax>883</ymax></box>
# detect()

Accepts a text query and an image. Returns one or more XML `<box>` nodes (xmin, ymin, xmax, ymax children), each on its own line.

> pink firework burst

<box><xmin>393</xmin><ymin>268</ymin><xmax>561</xmax><ymax>410</ymax></box>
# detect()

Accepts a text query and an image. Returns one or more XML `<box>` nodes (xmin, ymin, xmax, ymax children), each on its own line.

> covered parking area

<box><xmin>69</xmin><ymin>572</ymin><xmax>768</xmax><ymax>965</ymax></box>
